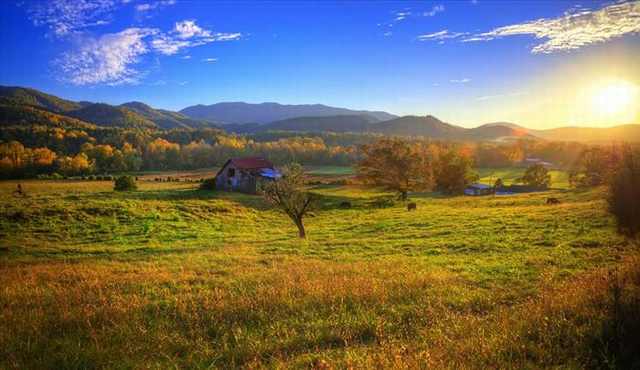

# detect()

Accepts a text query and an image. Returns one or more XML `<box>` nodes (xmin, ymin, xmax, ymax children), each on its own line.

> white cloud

<box><xmin>394</xmin><ymin>11</ymin><xmax>411</xmax><ymax>21</ymax></box>
<box><xmin>423</xmin><ymin>5</ymin><xmax>445</xmax><ymax>17</ymax></box>
<box><xmin>56</xmin><ymin>27</ymin><xmax>158</xmax><ymax>85</ymax></box>
<box><xmin>174</xmin><ymin>19</ymin><xmax>210</xmax><ymax>38</ymax></box>
<box><xmin>202</xmin><ymin>58</ymin><xmax>218</xmax><ymax>62</ymax></box>
<box><xmin>55</xmin><ymin>19</ymin><xmax>240</xmax><ymax>85</ymax></box>
<box><xmin>476</xmin><ymin>91</ymin><xmax>527</xmax><ymax>101</ymax></box>
<box><xmin>135</xmin><ymin>0</ymin><xmax>176</xmax><ymax>12</ymax></box>
<box><xmin>463</xmin><ymin>1</ymin><xmax>640</xmax><ymax>53</ymax></box>
<box><xmin>418</xmin><ymin>30</ymin><xmax>467</xmax><ymax>41</ymax></box>
<box><xmin>27</xmin><ymin>0</ymin><xmax>119</xmax><ymax>37</ymax></box>
<box><xmin>151</xmin><ymin>20</ymin><xmax>241</xmax><ymax>55</ymax></box>
<box><xmin>450</xmin><ymin>78</ymin><xmax>471</xmax><ymax>83</ymax></box>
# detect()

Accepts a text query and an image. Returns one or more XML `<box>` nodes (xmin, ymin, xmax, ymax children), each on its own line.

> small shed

<box><xmin>214</xmin><ymin>157</ymin><xmax>281</xmax><ymax>194</ymax></box>
<box><xmin>464</xmin><ymin>183</ymin><xmax>494</xmax><ymax>196</ymax></box>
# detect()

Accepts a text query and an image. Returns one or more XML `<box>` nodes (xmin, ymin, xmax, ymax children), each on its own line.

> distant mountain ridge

<box><xmin>0</xmin><ymin>86</ymin><xmax>216</xmax><ymax>129</ymax></box>
<box><xmin>0</xmin><ymin>85</ymin><xmax>638</xmax><ymax>142</ymax></box>
<box><xmin>179</xmin><ymin>102</ymin><xmax>397</xmax><ymax>124</ymax></box>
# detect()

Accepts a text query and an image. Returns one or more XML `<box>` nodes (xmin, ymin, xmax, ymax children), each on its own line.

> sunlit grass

<box><xmin>0</xmin><ymin>178</ymin><xmax>637</xmax><ymax>368</ymax></box>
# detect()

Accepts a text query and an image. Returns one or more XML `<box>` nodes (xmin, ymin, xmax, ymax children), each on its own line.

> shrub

<box><xmin>200</xmin><ymin>178</ymin><xmax>216</xmax><ymax>190</ymax></box>
<box><xmin>608</xmin><ymin>147</ymin><xmax>640</xmax><ymax>238</ymax></box>
<box><xmin>114</xmin><ymin>175</ymin><xmax>137</xmax><ymax>191</ymax></box>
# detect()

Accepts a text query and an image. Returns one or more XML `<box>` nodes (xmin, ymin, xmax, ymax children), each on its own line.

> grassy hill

<box><xmin>1</xmin><ymin>179</ymin><xmax>637</xmax><ymax>368</ymax></box>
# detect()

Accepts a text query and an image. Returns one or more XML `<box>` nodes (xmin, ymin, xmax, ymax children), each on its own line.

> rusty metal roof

<box><xmin>229</xmin><ymin>157</ymin><xmax>274</xmax><ymax>169</ymax></box>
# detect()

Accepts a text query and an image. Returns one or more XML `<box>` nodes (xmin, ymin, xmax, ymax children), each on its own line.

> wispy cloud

<box><xmin>151</xmin><ymin>20</ymin><xmax>241</xmax><ymax>55</ymax></box>
<box><xmin>135</xmin><ymin>0</ymin><xmax>175</xmax><ymax>12</ymax></box>
<box><xmin>418</xmin><ymin>30</ymin><xmax>467</xmax><ymax>41</ymax></box>
<box><xmin>476</xmin><ymin>91</ymin><xmax>527</xmax><ymax>101</ymax></box>
<box><xmin>423</xmin><ymin>5</ymin><xmax>445</xmax><ymax>17</ymax></box>
<box><xmin>202</xmin><ymin>58</ymin><xmax>218</xmax><ymax>62</ymax></box>
<box><xmin>26</xmin><ymin>0</ymin><xmax>119</xmax><ymax>37</ymax></box>
<box><xmin>379</xmin><ymin>4</ymin><xmax>445</xmax><ymax>34</ymax></box>
<box><xmin>450</xmin><ymin>78</ymin><xmax>471</xmax><ymax>84</ymax></box>
<box><xmin>463</xmin><ymin>1</ymin><xmax>640</xmax><ymax>53</ymax></box>
<box><xmin>56</xmin><ymin>27</ymin><xmax>157</xmax><ymax>85</ymax></box>
<box><xmin>180</xmin><ymin>55</ymin><xmax>191</xmax><ymax>59</ymax></box>
<box><xmin>56</xmin><ymin>20</ymin><xmax>240</xmax><ymax>85</ymax></box>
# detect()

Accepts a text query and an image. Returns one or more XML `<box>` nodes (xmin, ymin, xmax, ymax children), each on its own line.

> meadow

<box><xmin>1</xmin><ymin>171</ymin><xmax>639</xmax><ymax>368</ymax></box>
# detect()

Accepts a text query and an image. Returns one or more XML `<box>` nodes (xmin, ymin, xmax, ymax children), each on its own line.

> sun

<box><xmin>592</xmin><ymin>80</ymin><xmax>637</xmax><ymax>116</ymax></box>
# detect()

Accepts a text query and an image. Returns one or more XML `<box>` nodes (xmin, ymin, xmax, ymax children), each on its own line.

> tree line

<box><xmin>0</xmin><ymin>125</ymin><xmax>635</xmax><ymax>179</ymax></box>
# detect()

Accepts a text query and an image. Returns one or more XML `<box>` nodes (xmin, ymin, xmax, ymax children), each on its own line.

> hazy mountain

<box><xmin>255</xmin><ymin>115</ymin><xmax>378</xmax><ymax>133</ymax></box>
<box><xmin>372</xmin><ymin>115</ymin><xmax>466</xmax><ymax>138</ymax></box>
<box><xmin>179</xmin><ymin>102</ymin><xmax>397</xmax><ymax>124</ymax></box>
<box><xmin>532</xmin><ymin>125</ymin><xmax>640</xmax><ymax>143</ymax></box>
<box><xmin>477</xmin><ymin>121</ymin><xmax>640</xmax><ymax>142</ymax></box>
<box><xmin>120</xmin><ymin>101</ymin><xmax>217</xmax><ymax>129</ymax></box>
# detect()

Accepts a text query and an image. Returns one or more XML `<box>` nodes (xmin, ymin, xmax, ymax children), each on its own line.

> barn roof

<box><xmin>467</xmin><ymin>183</ymin><xmax>493</xmax><ymax>190</ymax></box>
<box><xmin>229</xmin><ymin>157</ymin><xmax>274</xmax><ymax>169</ymax></box>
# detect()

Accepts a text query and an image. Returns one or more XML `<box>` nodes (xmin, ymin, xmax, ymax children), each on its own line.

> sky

<box><xmin>0</xmin><ymin>0</ymin><xmax>639</xmax><ymax>129</ymax></box>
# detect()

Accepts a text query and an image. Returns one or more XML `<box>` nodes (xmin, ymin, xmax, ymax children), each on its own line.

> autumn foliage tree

<box><xmin>435</xmin><ymin>148</ymin><xmax>478</xmax><ymax>195</ymax></box>
<box><xmin>608</xmin><ymin>146</ymin><xmax>640</xmax><ymax>238</ymax></box>
<box><xmin>357</xmin><ymin>138</ymin><xmax>436</xmax><ymax>200</ymax></box>
<box><xmin>262</xmin><ymin>163</ymin><xmax>315</xmax><ymax>238</ymax></box>
<box><xmin>521</xmin><ymin>164</ymin><xmax>551</xmax><ymax>189</ymax></box>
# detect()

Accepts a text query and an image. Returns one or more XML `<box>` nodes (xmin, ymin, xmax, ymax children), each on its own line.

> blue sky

<box><xmin>1</xmin><ymin>0</ymin><xmax>639</xmax><ymax>128</ymax></box>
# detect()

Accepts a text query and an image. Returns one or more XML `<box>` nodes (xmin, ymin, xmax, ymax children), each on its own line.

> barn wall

<box><xmin>215</xmin><ymin>163</ymin><xmax>259</xmax><ymax>193</ymax></box>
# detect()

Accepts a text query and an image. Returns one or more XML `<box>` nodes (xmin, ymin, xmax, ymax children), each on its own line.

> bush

<box><xmin>608</xmin><ymin>147</ymin><xmax>640</xmax><ymax>238</ymax></box>
<box><xmin>114</xmin><ymin>175</ymin><xmax>137</xmax><ymax>191</ymax></box>
<box><xmin>200</xmin><ymin>178</ymin><xmax>216</xmax><ymax>190</ymax></box>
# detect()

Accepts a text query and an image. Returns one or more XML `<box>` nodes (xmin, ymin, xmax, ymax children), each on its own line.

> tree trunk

<box><xmin>295</xmin><ymin>218</ymin><xmax>306</xmax><ymax>238</ymax></box>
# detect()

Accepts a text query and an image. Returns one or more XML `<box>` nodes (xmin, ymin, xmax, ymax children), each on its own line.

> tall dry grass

<box><xmin>1</xmin><ymin>256</ymin><xmax>639</xmax><ymax>368</ymax></box>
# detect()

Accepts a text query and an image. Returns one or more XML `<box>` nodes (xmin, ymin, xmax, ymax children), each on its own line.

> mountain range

<box><xmin>0</xmin><ymin>85</ymin><xmax>638</xmax><ymax>143</ymax></box>
<box><xmin>179</xmin><ymin>102</ymin><xmax>396</xmax><ymax>124</ymax></box>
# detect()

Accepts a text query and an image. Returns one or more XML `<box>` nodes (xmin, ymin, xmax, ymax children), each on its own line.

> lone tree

<box><xmin>521</xmin><ymin>164</ymin><xmax>551</xmax><ymax>189</ymax></box>
<box><xmin>435</xmin><ymin>149</ymin><xmax>478</xmax><ymax>195</ymax></box>
<box><xmin>263</xmin><ymin>163</ymin><xmax>315</xmax><ymax>238</ymax></box>
<box><xmin>357</xmin><ymin>138</ymin><xmax>435</xmax><ymax>200</ymax></box>
<box><xmin>494</xmin><ymin>178</ymin><xmax>504</xmax><ymax>190</ymax></box>
<box><xmin>608</xmin><ymin>146</ymin><xmax>640</xmax><ymax>238</ymax></box>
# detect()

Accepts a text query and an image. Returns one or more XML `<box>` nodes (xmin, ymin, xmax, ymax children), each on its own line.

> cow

<box><xmin>407</xmin><ymin>202</ymin><xmax>417</xmax><ymax>211</ymax></box>
<box><xmin>339</xmin><ymin>201</ymin><xmax>352</xmax><ymax>209</ymax></box>
<box><xmin>546</xmin><ymin>197</ymin><xmax>560</xmax><ymax>205</ymax></box>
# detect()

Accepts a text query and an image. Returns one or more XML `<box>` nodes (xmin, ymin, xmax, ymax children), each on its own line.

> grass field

<box><xmin>1</xmin><ymin>178</ymin><xmax>639</xmax><ymax>368</ymax></box>
<box><xmin>477</xmin><ymin>167</ymin><xmax>571</xmax><ymax>188</ymax></box>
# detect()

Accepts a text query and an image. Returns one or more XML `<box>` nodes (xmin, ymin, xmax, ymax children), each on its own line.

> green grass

<box><xmin>305</xmin><ymin>165</ymin><xmax>354</xmax><ymax>176</ymax></box>
<box><xmin>477</xmin><ymin>167</ymin><xmax>571</xmax><ymax>188</ymax></box>
<box><xmin>0</xmin><ymin>178</ymin><xmax>637</xmax><ymax>368</ymax></box>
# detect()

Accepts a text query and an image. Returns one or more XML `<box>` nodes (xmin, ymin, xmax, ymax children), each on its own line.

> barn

<box><xmin>214</xmin><ymin>157</ymin><xmax>281</xmax><ymax>194</ymax></box>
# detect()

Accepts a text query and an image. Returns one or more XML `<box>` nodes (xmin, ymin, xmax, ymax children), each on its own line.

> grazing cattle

<box><xmin>546</xmin><ymin>197</ymin><xmax>560</xmax><ymax>205</ymax></box>
<box><xmin>339</xmin><ymin>201</ymin><xmax>352</xmax><ymax>209</ymax></box>
<box><xmin>407</xmin><ymin>202</ymin><xmax>417</xmax><ymax>211</ymax></box>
